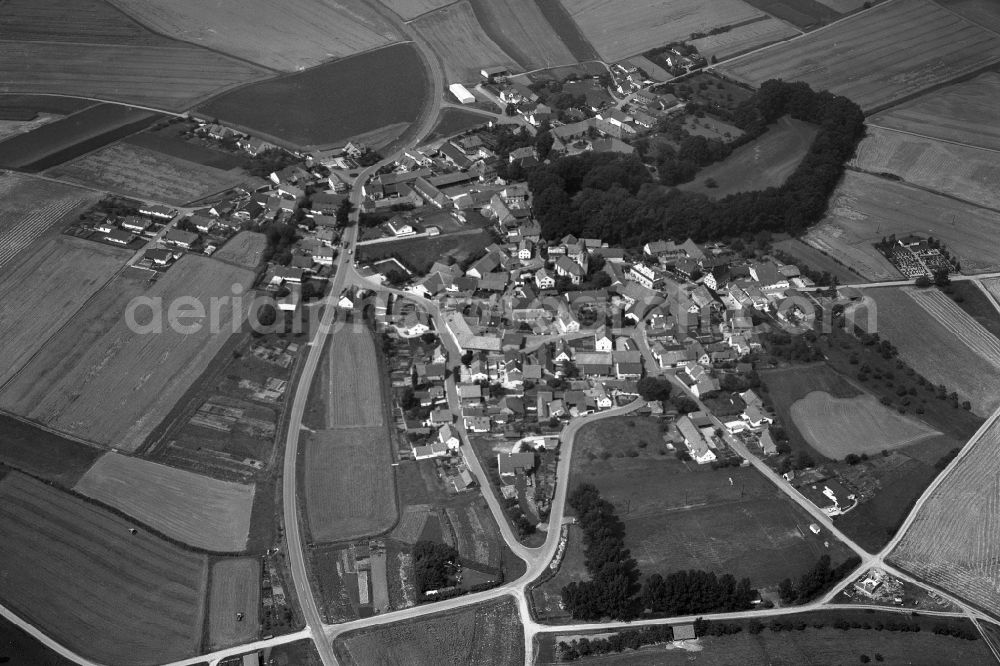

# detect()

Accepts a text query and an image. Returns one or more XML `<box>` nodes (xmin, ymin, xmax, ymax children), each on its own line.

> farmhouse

<box><xmin>164</xmin><ymin>229</ymin><xmax>198</xmax><ymax>249</ymax></box>
<box><xmin>105</xmin><ymin>229</ymin><xmax>135</xmax><ymax>245</ymax></box>
<box><xmin>498</xmin><ymin>451</ymin><xmax>536</xmax><ymax>483</ymax></box>
<box><xmin>676</xmin><ymin>414</ymin><xmax>716</xmax><ymax>464</ymax></box>
<box><xmin>120</xmin><ymin>216</ymin><xmax>152</xmax><ymax>233</ymax></box>
<box><xmin>138</xmin><ymin>204</ymin><xmax>176</xmax><ymax>220</ymax></box>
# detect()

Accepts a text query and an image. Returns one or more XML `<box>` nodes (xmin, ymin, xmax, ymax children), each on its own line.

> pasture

<box><xmin>568</xmin><ymin>416</ymin><xmax>852</xmax><ymax>588</ymax></box>
<box><xmin>805</xmin><ymin>171</ymin><xmax>1000</xmax><ymax>279</ymax></box>
<box><xmin>307</xmin><ymin>322</ymin><xmax>384</xmax><ymax>428</ymax></box>
<box><xmin>719</xmin><ymin>0</ymin><xmax>1000</xmax><ymax>113</ymax></box>
<box><xmin>0</xmin><ymin>42</ymin><xmax>268</xmax><ymax>112</ymax></box>
<box><xmin>213</xmin><ymin>231</ymin><xmax>268</xmax><ymax>269</ymax></box>
<box><xmin>198</xmin><ymin>43</ymin><xmax>428</xmax><ymax>150</ymax></box>
<box><xmin>0</xmin><ymin>472</ymin><xmax>207</xmax><ymax>665</ymax></box>
<box><xmin>0</xmin><ymin>173</ymin><xmax>97</xmax><ymax>271</ymax></box>
<box><xmin>74</xmin><ymin>452</ymin><xmax>255</xmax><ymax>552</ymax></box>
<box><xmin>678</xmin><ymin>116</ymin><xmax>818</xmax><ymax>198</ymax></box>
<box><xmin>868</xmin><ymin>72</ymin><xmax>1000</xmax><ymax>151</ymax></box>
<box><xmin>0</xmin><ymin>255</ymin><xmax>255</xmax><ymax>449</ymax></box>
<box><xmin>791</xmin><ymin>392</ymin><xmax>940</xmax><ymax>458</ymax></box>
<box><xmin>109</xmin><ymin>0</ymin><xmax>400</xmax><ymax>71</ymax></box>
<box><xmin>48</xmin><ymin>141</ymin><xmax>248</xmax><ymax>206</ymax></box>
<box><xmin>334</xmin><ymin>597</ymin><xmax>522</xmax><ymax>666</ymax></box>
<box><xmin>303</xmin><ymin>427</ymin><xmax>397</xmax><ymax>543</ymax></box>
<box><xmin>562</xmin><ymin>0</ymin><xmax>764</xmax><ymax>61</ymax></box>
<box><xmin>890</xmin><ymin>418</ymin><xmax>1000</xmax><ymax>614</ymax></box>
<box><xmin>0</xmin><ymin>235</ymin><xmax>130</xmax><ymax>388</ymax></box>
<box><xmin>207</xmin><ymin>558</ymin><xmax>261</xmax><ymax>650</ymax></box>
<box><xmin>467</xmin><ymin>0</ymin><xmax>577</xmax><ymax>71</ymax></box>
<box><xmin>412</xmin><ymin>2</ymin><xmax>518</xmax><ymax>83</ymax></box>
<box><xmin>0</xmin><ymin>103</ymin><xmax>161</xmax><ymax>171</ymax></box>
<box><xmin>770</xmin><ymin>237</ymin><xmax>864</xmax><ymax>284</ymax></box>
<box><xmin>866</xmin><ymin>287</ymin><xmax>1000</xmax><ymax>416</ymax></box>
<box><xmin>849</xmin><ymin>125</ymin><xmax>1000</xmax><ymax>210</ymax></box>
<box><xmin>689</xmin><ymin>17</ymin><xmax>799</xmax><ymax>61</ymax></box>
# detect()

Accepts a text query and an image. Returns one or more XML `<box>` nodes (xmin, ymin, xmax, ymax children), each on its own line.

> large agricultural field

<box><xmin>110</xmin><ymin>0</ymin><xmax>400</xmax><ymax>71</ymax></box>
<box><xmin>937</xmin><ymin>0</ymin><xmax>1000</xmax><ymax>33</ymax></box>
<box><xmin>678</xmin><ymin>116</ymin><xmax>818</xmax><ymax>199</ymax></box>
<box><xmin>0</xmin><ymin>414</ymin><xmax>102</xmax><ymax>487</ymax></box>
<box><xmin>73</xmin><ymin>452</ymin><xmax>255</xmax><ymax>552</ymax></box>
<box><xmin>689</xmin><ymin>16</ymin><xmax>800</xmax><ymax>61</ymax></box>
<box><xmin>0</xmin><ymin>235</ymin><xmax>130</xmax><ymax>387</ymax></box>
<box><xmin>770</xmin><ymin>237</ymin><xmax>864</xmax><ymax>284</ymax></box>
<box><xmin>561</xmin><ymin>0</ymin><xmax>765</xmax><ymax>62</ymax></box>
<box><xmin>198</xmin><ymin>43</ymin><xmax>429</xmax><ymax>150</ymax></box>
<box><xmin>303</xmin><ymin>427</ymin><xmax>397</xmax><ymax>543</ymax></box>
<box><xmin>48</xmin><ymin>141</ymin><xmax>250</xmax><ymax>206</ymax></box>
<box><xmin>719</xmin><ymin>0</ymin><xmax>1000</xmax><ymax>113</ymax></box>
<box><xmin>411</xmin><ymin>2</ymin><xmax>518</xmax><ymax>83</ymax></box>
<box><xmin>865</xmin><ymin>287</ymin><xmax>1000</xmax><ymax>416</ymax></box>
<box><xmin>0</xmin><ymin>472</ymin><xmax>207</xmax><ymax>665</ymax></box>
<box><xmin>0</xmin><ymin>173</ymin><xmax>97</xmax><ymax>270</ymax></box>
<box><xmin>334</xmin><ymin>597</ymin><xmax>522</xmax><ymax>666</ymax></box>
<box><xmin>890</xmin><ymin>419</ymin><xmax>1000</xmax><ymax>614</ymax></box>
<box><xmin>791</xmin><ymin>392</ymin><xmax>940</xmax><ymax>458</ymax></box>
<box><xmin>466</xmin><ymin>0</ymin><xmax>577</xmax><ymax>71</ymax></box>
<box><xmin>379</xmin><ymin>0</ymin><xmax>452</xmax><ymax>20</ymax></box>
<box><xmin>207</xmin><ymin>558</ymin><xmax>261</xmax><ymax>650</ymax></box>
<box><xmin>740</xmin><ymin>0</ymin><xmax>841</xmax><ymax>30</ymax></box>
<box><xmin>849</xmin><ymin>126</ymin><xmax>1000</xmax><ymax>210</ymax></box>
<box><xmin>0</xmin><ymin>255</ymin><xmax>255</xmax><ymax>449</ymax></box>
<box><xmin>0</xmin><ymin>103</ymin><xmax>162</xmax><ymax>171</ymax></box>
<box><xmin>306</xmin><ymin>322</ymin><xmax>384</xmax><ymax>428</ymax></box>
<box><xmin>804</xmin><ymin>171</ymin><xmax>1000</xmax><ymax>280</ymax></box>
<box><xmin>868</xmin><ymin>72</ymin><xmax>1000</xmax><ymax>151</ymax></box>
<box><xmin>0</xmin><ymin>43</ymin><xmax>268</xmax><ymax>112</ymax></box>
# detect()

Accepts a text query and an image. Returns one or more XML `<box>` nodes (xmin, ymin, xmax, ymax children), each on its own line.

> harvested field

<box><xmin>890</xmin><ymin>418</ymin><xmax>1000</xmax><ymax>614</ymax></box>
<box><xmin>0</xmin><ymin>173</ymin><xmax>96</xmax><ymax>271</ymax></box>
<box><xmin>719</xmin><ymin>0</ymin><xmax>1000</xmax><ymax>113</ymax></box>
<box><xmin>909</xmin><ymin>288</ymin><xmax>1000</xmax><ymax>367</ymax></box>
<box><xmin>307</xmin><ymin>322</ymin><xmax>384</xmax><ymax>428</ymax></box>
<box><xmin>805</xmin><ymin>171</ymin><xmax>1000</xmax><ymax>279</ymax></box>
<box><xmin>0</xmin><ymin>472</ymin><xmax>207</xmax><ymax>665</ymax></box>
<box><xmin>0</xmin><ymin>235</ymin><xmax>130</xmax><ymax>387</ymax></box>
<box><xmin>0</xmin><ymin>42</ymin><xmax>269</xmax><ymax>112</ymax></box>
<box><xmin>849</xmin><ymin>126</ymin><xmax>1000</xmax><ymax>210</ymax></box>
<box><xmin>689</xmin><ymin>17</ymin><xmax>800</xmax><ymax>61</ymax></box>
<box><xmin>0</xmin><ymin>103</ymin><xmax>161</xmax><ymax>171</ymax></box>
<box><xmin>770</xmin><ymin>238</ymin><xmax>864</xmax><ymax>284</ymax></box>
<box><xmin>74</xmin><ymin>452</ymin><xmax>255</xmax><ymax>551</ymax></box>
<box><xmin>866</xmin><ymin>287</ymin><xmax>1000</xmax><ymax>415</ymax></box>
<box><xmin>213</xmin><ymin>231</ymin><xmax>268</xmax><ymax>269</ymax></box>
<box><xmin>868</xmin><ymin>72</ymin><xmax>1000</xmax><ymax>151</ymax></box>
<box><xmin>412</xmin><ymin>2</ymin><xmax>518</xmax><ymax>83</ymax></box>
<box><xmin>303</xmin><ymin>427</ymin><xmax>396</xmax><ymax>543</ymax></box>
<box><xmin>0</xmin><ymin>254</ymin><xmax>254</xmax><ymax>449</ymax></box>
<box><xmin>207</xmin><ymin>558</ymin><xmax>261</xmax><ymax>650</ymax></box>
<box><xmin>48</xmin><ymin>141</ymin><xmax>248</xmax><ymax>206</ymax></box>
<box><xmin>791</xmin><ymin>391</ymin><xmax>940</xmax><ymax>458</ymax></box>
<box><xmin>0</xmin><ymin>0</ymin><xmax>161</xmax><ymax>44</ymax></box>
<box><xmin>562</xmin><ymin>0</ymin><xmax>764</xmax><ymax>62</ymax></box>
<box><xmin>198</xmin><ymin>43</ymin><xmax>428</xmax><ymax>150</ymax></box>
<box><xmin>380</xmin><ymin>0</ymin><xmax>453</xmax><ymax>20</ymax></box>
<box><xmin>678</xmin><ymin>116</ymin><xmax>818</xmax><ymax>198</ymax></box>
<box><xmin>937</xmin><ymin>0</ymin><xmax>1000</xmax><ymax>32</ymax></box>
<box><xmin>467</xmin><ymin>0</ymin><xmax>577</xmax><ymax>71</ymax></box>
<box><xmin>741</xmin><ymin>0</ymin><xmax>841</xmax><ymax>29</ymax></box>
<box><xmin>110</xmin><ymin>0</ymin><xmax>400</xmax><ymax>71</ymax></box>
<box><xmin>335</xmin><ymin>597</ymin><xmax>522</xmax><ymax>666</ymax></box>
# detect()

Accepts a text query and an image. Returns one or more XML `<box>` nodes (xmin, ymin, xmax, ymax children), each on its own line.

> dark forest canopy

<box><xmin>527</xmin><ymin>80</ymin><xmax>865</xmax><ymax>247</ymax></box>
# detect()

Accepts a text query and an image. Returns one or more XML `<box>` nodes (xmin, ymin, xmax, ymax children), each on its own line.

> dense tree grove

<box><xmin>778</xmin><ymin>554</ymin><xmax>861</xmax><ymax>604</ymax></box>
<box><xmin>528</xmin><ymin>80</ymin><xmax>865</xmax><ymax>247</ymax></box>
<box><xmin>413</xmin><ymin>540</ymin><xmax>459</xmax><ymax>594</ymax></box>
<box><xmin>560</xmin><ymin>484</ymin><xmax>755</xmax><ymax>621</ymax></box>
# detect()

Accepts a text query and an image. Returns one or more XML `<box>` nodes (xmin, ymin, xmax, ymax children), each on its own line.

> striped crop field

<box><xmin>908</xmin><ymin>288</ymin><xmax>1000</xmax><ymax>367</ymax></box>
<box><xmin>890</xmin><ymin>418</ymin><xmax>1000</xmax><ymax>613</ymax></box>
<box><xmin>307</xmin><ymin>321</ymin><xmax>385</xmax><ymax>428</ymax></box>
<box><xmin>689</xmin><ymin>16</ymin><xmax>799</xmax><ymax>61</ymax></box>
<box><xmin>719</xmin><ymin>0</ymin><xmax>1000</xmax><ymax>113</ymax></box>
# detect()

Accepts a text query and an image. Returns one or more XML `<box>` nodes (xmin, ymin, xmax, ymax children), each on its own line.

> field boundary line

<box><xmin>845</xmin><ymin>164</ymin><xmax>1000</xmax><ymax>216</ymax></box>
<box><xmin>401</xmin><ymin>0</ymin><xmax>464</xmax><ymax>23</ymax></box>
<box><xmin>864</xmin><ymin>122</ymin><xmax>1000</xmax><ymax>155</ymax></box>
<box><xmin>930</xmin><ymin>0</ymin><xmax>1000</xmax><ymax>38</ymax></box>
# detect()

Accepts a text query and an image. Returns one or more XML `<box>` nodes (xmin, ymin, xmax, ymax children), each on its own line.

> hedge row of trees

<box><xmin>527</xmin><ymin>80</ymin><xmax>865</xmax><ymax>247</ymax></box>
<box><xmin>560</xmin><ymin>484</ymin><xmax>755</xmax><ymax>621</ymax></box>
<box><xmin>778</xmin><ymin>554</ymin><xmax>861</xmax><ymax>604</ymax></box>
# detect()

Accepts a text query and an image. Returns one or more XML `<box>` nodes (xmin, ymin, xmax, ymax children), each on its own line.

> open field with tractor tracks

<box><xmin>411</xmin><ymin>2</ymin><xmax>519</xmax><ymax>83</ymax></box>
<box><xmin>207</xmin><ymin>557</ymin><xmax>261</xmax><ymax>650</ymax></box>
<box><xmin>467</xmin><ymin>0</ymin><xmax>578</xmax><ymax>71</ymax></box>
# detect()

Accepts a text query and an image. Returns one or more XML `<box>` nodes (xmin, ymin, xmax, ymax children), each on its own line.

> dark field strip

<box><xmin>533</xmin><ymin>0</ymin><xmax>600</xmax><ymax>62</ymax></box>
<box><xmin>0</xmin><ymin>412</ymin><xmax>101</xmax><ymax>487</ymax></box>
<box><xmin>0</xmin><ymin>103</ymin><xmax>161</xmax><ymax>171</ymax></box>
<box><xmin>0</xmin><ymin>93</ymin><xmax>94</xmax><ymax>115</ymax></box>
